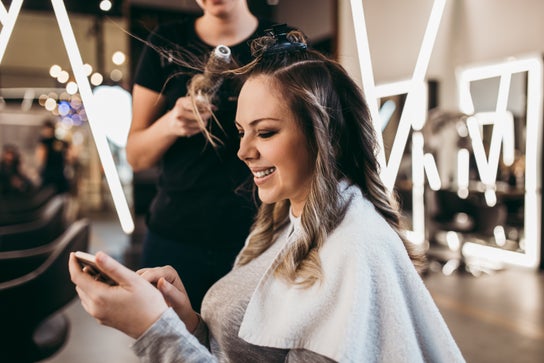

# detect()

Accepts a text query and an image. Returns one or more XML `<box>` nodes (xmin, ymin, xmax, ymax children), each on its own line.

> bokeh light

<box><xmin>112</xmin><ymin>51</ymin><xmax>126</xmax><ymax>65</ymax></box>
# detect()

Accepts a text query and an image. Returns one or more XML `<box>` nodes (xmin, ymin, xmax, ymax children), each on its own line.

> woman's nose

<box><xmin>237</xmin><ymin>136</ymin><xmax>257</xmax><ymax>161</ymax></box>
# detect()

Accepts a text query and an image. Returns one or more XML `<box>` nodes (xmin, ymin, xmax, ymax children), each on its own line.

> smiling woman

<box><xmin>69</xmin><ymin>27</ymin><xmax>465</xmax><ymax>362</ymax></box>
<box><xmin>236</xmin><ymin>75</ymin><xmax>315</xmax><ymax>217</ymax></box>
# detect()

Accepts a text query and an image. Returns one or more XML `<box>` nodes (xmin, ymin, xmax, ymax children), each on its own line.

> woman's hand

<box><xmin>137</xmin><ymin>266</ymin><xmax>200</xmax><ymax>333</ymax></box>
<box><xmin>68</xmin><ymin>251</ymin><xmax>169</xmax><ymax>339</ymax></box>
<box><xmin>168</xmin><ymin>96</ymin><xmax>213</xmax><ymax>138</ymax></box>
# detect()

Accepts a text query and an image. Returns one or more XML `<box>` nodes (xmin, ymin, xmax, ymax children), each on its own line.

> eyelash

<box><xmin>237</xmin><ymin>130</ymin><xmax>277</xmax><ymax>139</ymax></box>
<box><xmin>257</xmin><ymin>130</ymin><xmax>276</xmax><ymax>139</ymax></box>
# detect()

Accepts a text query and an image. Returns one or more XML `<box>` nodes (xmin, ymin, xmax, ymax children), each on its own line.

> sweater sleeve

<box><xmin>132</xmin><ymin>308</ymin><xmax>217</xmax><ymax>363</ymax></box>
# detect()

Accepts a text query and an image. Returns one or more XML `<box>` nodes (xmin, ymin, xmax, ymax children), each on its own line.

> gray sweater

<box><xmin>132</xmin><ymin>220</ymin><xmax>334</xmax><ymax>362</ymax></box>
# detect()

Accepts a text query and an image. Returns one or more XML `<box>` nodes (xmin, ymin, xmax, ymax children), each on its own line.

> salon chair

<box><xmin>0</xmin><ymin>186</ymin><xmax>56</xmax><ymax>226</ymax></box>
<box><xmin>0</xmin><ymin>200</ymin><xmax>68</xmax><ymax>282</ymax></box>
<box><xmin>0</xmin><ymin>194</ymin><xmax>67</xmax><ymax>253</ymax></box>
<box><xmin>0</xmin><ymin>219</ymin><xmax>90</xmax><ymax>362</ymax></box>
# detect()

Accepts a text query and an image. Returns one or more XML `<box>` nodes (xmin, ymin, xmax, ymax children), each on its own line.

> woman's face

<box><xmin>236</xmin><ymin>75</ymin><xmax>315</xmax><ymax>217</ymax></box>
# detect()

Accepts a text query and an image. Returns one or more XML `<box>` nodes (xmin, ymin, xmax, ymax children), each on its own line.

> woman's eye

<box><xmin>237</xmin><ymin>130</ymin><xmax>245</xmax><ymax>138</ymax></box>
<box><xmin>257</xmin><ymin>131</ymin><xmax>276</xmax><ymax>139</ymax></box>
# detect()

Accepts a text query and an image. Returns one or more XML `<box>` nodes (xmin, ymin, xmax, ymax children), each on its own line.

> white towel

<box><xmin>239</xmin><ymin>182</ymin><xmax>465</xmax><ymax>362</ymax></box>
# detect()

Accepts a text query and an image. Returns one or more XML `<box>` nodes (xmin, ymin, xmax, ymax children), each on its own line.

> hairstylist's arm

<box><xmin>68</xmin><ymin>251</ymin><xmax>168</xmax><ymax>339</ymax></box>
<box><xmin>137</xmin><ymin>266</ymin><xmax>200</xmax><ymax>333</ymax></box>
<box><xmin>126</xmin><ymin>85</ymin><xmax>213</xmax><ymax>171</ymax></box>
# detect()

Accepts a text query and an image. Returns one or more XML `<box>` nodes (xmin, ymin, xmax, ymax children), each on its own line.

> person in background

<box><xmin>69</xmin><ymin>29</ymin><xmax>464</xmax><ymax>362</ymax></box>
<box><xmin>127</xmin><ymin>0</ymin><xmax>284</xmax><ymax>311</ymax></box>
<box><xmin>35</xmin><ymin>119</ymin><xmax>70</xmax><ymax>194</ymax></box>
<box><xmin>0</xmin><ymin>144</ymin><xmax>34</xmax><ymax>196</ymax></box>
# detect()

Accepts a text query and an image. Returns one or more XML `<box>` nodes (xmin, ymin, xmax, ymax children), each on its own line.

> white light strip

<box><xmin>373</xmin><ymin>79</ymin><xmax>428</xmax><ymax>189</ymax></box>
<box><xmin>409</xmin><ymin>0</ymin><xmax>446</xmax><ymax>86</ymax></box>
<box><xmin>373</xmin><ymin>81</ymin><xmax>430</xmax><ymax>243</ymax></box>
<box><xmin>457</xmin><ymin>148</ymin><xmax>469</xmax><ymax>191</ymax></box>
<box><xmin>524</xmin><ymin>59</ymin><xmax>543</xmax><ymax>268</ymax></box>
<box><xmin>484</xmin><ymin>188</ymin><xmax>497</xmax><ymax>207</ymax></box>
<box><xmin>0</xmin><ymin>0</ymin><xmax>22</xmax><ymax>63</ymax></box>
<box><xmin>457</xmin><ymin>54</ymin><xmax>543</xmax><ymax>268</ymax></box>
<box><xmin>458</xmin><ymin>57</ymin><xmax>542</xmax><ymax>113</ymax></box>
<box><xmin>378</xmin><ymin>0</ymin><xmax>446</xmax><ymax>191</ymax></box>
<box><xmin>350</xmin><ymin>1</ymin><xmax>445</xmax><ymax>247</ymax></box>
<box><xmin>350</xmin><ymin>0</ymin><xmax>445</xmax><ymax>189</ymax></box>
<box><xmin>462</xmin><ymin>241</ymin><xmax>538</xmax><ymax>269</ymax></box>
<box><xmin>411</xmin><ymin>132</ymin><xmax>425</xmax><ymax>245</ymax></box>
<box><xmin>496</xmin><ymin>73</ymin><xmax>512</xmax><ymax>112</ymax></box>
<box><xmin>374</xmin><ymin>79</ymin><xmax>411</xmax><ymax>98</ymax></box>
<box><xmin>51</xmin><ymin>0</ymin><xmax>134</xmax><ymax>234</ymax></box>
<box><xmin>0</xmin><ymin>2</ymin><xmax>8</xmax><ymax>25</ymax></box>
<box><xmin>524</xmin><ymin>57</ymin><xmax>543</xmax><ymax>193</ymax></box>
<box><xmin>412</xmin><ymin>133</ymin><xmax>424</xmax><ymax>185</ymax></box>
<box><xmin>495</xmin><ymin>74</ymin><xmax>515</xmax><ymax>166</ymax></box>
<box><xmin>412</xmin><ymin>82</ymin><xmax>429</xmax><ymax>131</ymax></box>
<box><xmin>349</xmin><ymin>0</ymin><xmax>385</xmax><ymax>169</ymax></box>
<box><xmin>423</xmin><ymin>153</ymin><xmax>441</xmax><ymax>191</ymax></box>
<box><xmin>502</xmin><ymin>113</ymin><xmax>515</xmax><ymax>166</ymax></box>
<box><xmin>466</xmin><ymin>113</ymin><xmax>508</xmax><ymax>188</ymax></box>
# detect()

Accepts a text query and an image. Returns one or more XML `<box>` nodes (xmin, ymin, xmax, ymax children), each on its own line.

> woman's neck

<box><xmin>195</xmin><ymin>8</ymin><xmax>258</xmax><ymax>47</ymax></box>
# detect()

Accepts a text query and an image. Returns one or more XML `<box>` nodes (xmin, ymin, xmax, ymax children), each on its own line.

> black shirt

<box><xmin>133</xmin><ymin>16</ymin><xmax>274</xmax><ymax>244</ymax></box>
<box><xmin>39</xmin><ymin>136</ymin><xmax>69</xmax><ymax>193</ymax></box>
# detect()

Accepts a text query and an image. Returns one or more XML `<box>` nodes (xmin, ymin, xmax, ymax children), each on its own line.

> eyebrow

<box><xmin>235</xmin><ymin>117</ymin><xmax>283</xmax><ymax>128</ymax></box>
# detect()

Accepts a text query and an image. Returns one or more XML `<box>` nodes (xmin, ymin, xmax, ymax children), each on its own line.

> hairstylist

<box><xmin>127</xmin><ymin>0</ymin><xmax>276</xmax><ymax>311</ymax></box>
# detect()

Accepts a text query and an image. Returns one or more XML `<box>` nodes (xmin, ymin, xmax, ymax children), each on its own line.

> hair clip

<box><xmin>263</xmin><ymin>24</ymin><xmax>307</xmax><ymax>56</ymax></box>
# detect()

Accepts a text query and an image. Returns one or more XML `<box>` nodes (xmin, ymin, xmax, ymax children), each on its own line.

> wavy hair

<box><xmin>233</xmin><ymin>31</ymin><xmax>424</xmax><ymax>287</ymax></box>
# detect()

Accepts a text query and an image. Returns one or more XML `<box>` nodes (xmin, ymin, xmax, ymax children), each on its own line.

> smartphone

<box><xmin>74</xmin><ymin>251</ymin><xmax>118</xmax><ymax>286</ymax></box>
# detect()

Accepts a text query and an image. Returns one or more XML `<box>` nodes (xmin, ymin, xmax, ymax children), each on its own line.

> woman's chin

<box><xmin>257</xmin><ymin>190</ymin><xmax>277</xmax><ymax>205</ymax></box>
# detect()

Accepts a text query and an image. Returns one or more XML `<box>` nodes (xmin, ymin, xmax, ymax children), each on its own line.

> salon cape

<box><xmin>238</xmin><ymin>182</ymin><xmax>465</xmax><ymax>362</ymax></box>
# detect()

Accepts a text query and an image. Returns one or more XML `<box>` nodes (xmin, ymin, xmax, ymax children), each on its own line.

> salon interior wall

<box><xmin>1</xmin><ymin>12</ymin><xmax>129</xmax><ymax>88</ymax></box>
<box><xmin>338</xmin><ymin>0</ymin><xmax>544</xmax><ymax>109</ymax></box>
<box><xmin>274</xmin><ymin>0</ymin><xmax>335</xmax><ymax>46</ymax></box>
<box><xmin>0</xmin><ymin>10</ymin><xmax>130</xmax><ymax>210</ymax></box>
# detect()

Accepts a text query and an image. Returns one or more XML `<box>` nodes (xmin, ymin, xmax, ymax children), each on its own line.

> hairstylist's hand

<box><xmin>169</xmin><ymin>96</ymin><xmax>213</xmax><ymax>138</ymax></box>
<box><xmin>68</xmin><ymin>251</ymin><xmax>168</xmax><ymax>339</ymax></box>
<box><xmin>137</xmin><ymin>266</ymin><xmax>200</xmax><ymax>333</ymax></box>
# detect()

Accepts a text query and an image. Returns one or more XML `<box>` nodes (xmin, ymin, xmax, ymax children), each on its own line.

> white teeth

<box><xmin>254</xmin><ymin>167</ymin><xmax>276</xmax><ymax>178</ymax></box>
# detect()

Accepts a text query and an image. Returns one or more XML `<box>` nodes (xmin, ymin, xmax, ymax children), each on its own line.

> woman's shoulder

<box><xmin>322</xmin><ymin>184</ymin><xmax>403</xmax><ymax>261</ymax></box>
<box><xmin>337</xmin><ymin>184</ymin><xmax>395</xmax><ymax>237</ymax></box>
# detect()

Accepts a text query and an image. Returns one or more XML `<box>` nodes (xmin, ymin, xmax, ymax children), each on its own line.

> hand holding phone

<box><xmin>74</xmin><ymin>251</ymin><xmax>118</xmax><ymax>286</ymax></box>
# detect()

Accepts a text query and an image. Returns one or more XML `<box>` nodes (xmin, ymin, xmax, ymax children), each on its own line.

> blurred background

<box><xmin>0</xmin><ymin>0</ymin><xmax>543</xmax><ymax>362</ymax></box>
